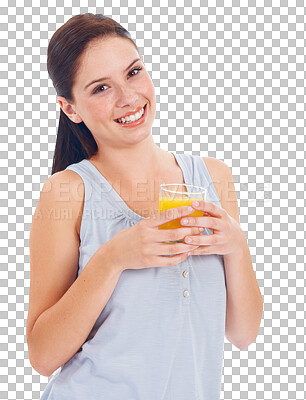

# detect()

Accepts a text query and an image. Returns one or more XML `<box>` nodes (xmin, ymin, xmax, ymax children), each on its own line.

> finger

<box><xmin>157</xmin><ymin>251</ymin><xmax>191</xmax><ymax>266</ymax></box>
<box><xmin>154</xmin><ymin>226</ymin><xmax>205</xmax><ymax>243</ymax></box>
<box><xmin>191</xmin><ymin>200</ymin><xmax>225</xmax><ymax>218</ymax></box>
<box><xmin>158</xmin><ymin>242</ymin><xmax>199</xmax><ymax>257</ymax></box>
<box><xmin>149</xmin><ymin>205</ymin><xmax>195</xmax><ymax>228</ymax></box>
<box><xmin>183</xmin><ymin>233</ymin><xmax>222</xmax><ymax>246</ymax></box>
<box><xmin>188</xmin><ymin>245</ymin><xmax>221</xmax><ymax>256</ymax></box>
<box><xmin>180</xmin><ymin>216</ymin><xmax>222</xmax><ymax>231</ymax></box>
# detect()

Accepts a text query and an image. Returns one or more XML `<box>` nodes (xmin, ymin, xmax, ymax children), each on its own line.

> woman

<box><xmin>27</xmin><ymin>13</ymin><xmax>263</xmax><ymax>400</ymax></box>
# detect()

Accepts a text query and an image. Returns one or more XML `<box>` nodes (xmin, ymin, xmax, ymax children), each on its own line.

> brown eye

<box><xmin>128</xmin><ymin>67</ymin><xmax>142</xmax><ymax>77</ymax></box>
<box><xmin>93</xmin><ymin>84</ymin><xmax>108</xmax><ymax>95</ymax></box>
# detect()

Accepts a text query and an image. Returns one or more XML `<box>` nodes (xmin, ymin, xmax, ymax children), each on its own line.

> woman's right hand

<box><xmin>106</xmin><ymin>206</ymin><xmax>202</xmax><ymax>271</ymax></box>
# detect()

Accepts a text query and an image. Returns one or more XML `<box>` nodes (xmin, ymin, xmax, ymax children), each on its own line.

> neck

<box><xmin>89</xmin><ymin>136</ymin><xmax>169</xmax><ymax>185</ymax></box>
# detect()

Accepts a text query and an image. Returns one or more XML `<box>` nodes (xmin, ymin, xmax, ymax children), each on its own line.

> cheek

<box><xmin>142</xmin><ymin>78</ymin><xmax>156</xmax><ymax>116</ymax></box>
<box><xmin>79</xmin><ymin>99</ymin><xmax>96</xmax><ymax>116</ymax></box>
<box><xmin>86</xmin><ymin>100</ymin><xmax>112</xmax><ymax>119</ymax></box>
<box><xmin>145</xmin><ymin>77</ymin><xmax>155</xmax><ymax>100</ymax></box>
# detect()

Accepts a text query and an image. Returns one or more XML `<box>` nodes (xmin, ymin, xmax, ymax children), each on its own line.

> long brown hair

<box><xmin>47</xmin><ymin>13</ymin><xmax>140</xmax><ymax>174</ymax></box>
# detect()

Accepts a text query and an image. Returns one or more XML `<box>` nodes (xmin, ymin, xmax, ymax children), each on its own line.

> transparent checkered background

<box><xmin>1</xmin><ymin>0</ymin><xmax>305</xmax><ymax>399</ymax></box>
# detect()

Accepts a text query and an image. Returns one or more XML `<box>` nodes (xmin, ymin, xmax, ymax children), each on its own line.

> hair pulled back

<box><xmin>47</xmin><ymin>13</ymin><xmax>139</xmax><ymax>174</ymax></box>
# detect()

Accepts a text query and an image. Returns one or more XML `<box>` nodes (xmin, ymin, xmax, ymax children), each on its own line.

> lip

<box><xmin>115</xmin><ymin>105</ymin><xmax>145</xmax><ymax>120</ymax></box>
<box><xmin>114</xmin><ymin>103</ymin><xmax>147</xmax><ymax>128</ymax></box>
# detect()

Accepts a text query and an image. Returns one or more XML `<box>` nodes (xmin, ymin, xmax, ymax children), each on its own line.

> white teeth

<box><xmin>117</xmin><ymin>106</ymin><xmax>145</xmax><ymax>124</ymax></box>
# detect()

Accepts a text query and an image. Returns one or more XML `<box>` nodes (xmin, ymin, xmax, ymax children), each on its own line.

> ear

<box><xmin>57</xmin><ymin>96</ymin><xmax>83</xmax><ymax>124</ymax></box>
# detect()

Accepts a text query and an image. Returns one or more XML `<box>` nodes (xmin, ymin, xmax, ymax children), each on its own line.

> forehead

<box><xmin>76</xmin><ymin>36</ymin><xmax>138</xmax><ymax>78</ymax></box>
<box><xmin>86</xmin><ymin>35</ymin><xmax>135</xmax><ymax>55</ymax></box>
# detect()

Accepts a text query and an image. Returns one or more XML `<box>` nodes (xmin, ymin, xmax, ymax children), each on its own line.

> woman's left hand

<box><xmin>180</xmin><ymin>200</ymin><xmax>244</xmax><ymax>256</ymax></box>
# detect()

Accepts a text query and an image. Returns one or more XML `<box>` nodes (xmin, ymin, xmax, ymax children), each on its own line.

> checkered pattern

<box><xmin>1</xmin><ymin>1</ymin><xmax>305</xmax><ymax>399</ymax></box>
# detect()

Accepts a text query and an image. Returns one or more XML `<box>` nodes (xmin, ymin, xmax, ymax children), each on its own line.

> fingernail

<box><xmin>193</xmin><ymin>201</ymin><xmax>199</xmax><ymax>207</ymax></box>
<box><xmin>185</xmin><ymin>237</ymin><xmax>192</xmax><ymax>243</ymax></box>
<box><xmin>199</xmin><ymin>227</ymin><xmax>204</xmax><ymax>232</ymax></box>
<box><xmin>181</xmin><ymin>218</ymin><xmax>188</xmax><ymax>224</ymax></box>
<box><xmin>188</xmin><ymin>206</ymin><xmax>194</xmax><ymax>212</ymax></box>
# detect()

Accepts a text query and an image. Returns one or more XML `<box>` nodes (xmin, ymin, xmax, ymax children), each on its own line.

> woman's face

<box><xmin>58</xmin><ymin>36</ymin><xmax>156</xmax><ymax>149</ymax></box>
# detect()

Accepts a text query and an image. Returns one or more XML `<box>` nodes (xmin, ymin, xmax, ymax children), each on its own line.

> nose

<box><xmin>115</xmin><ymin>85</ymin><xmax>139</xmax><ymax>109</ymax></box>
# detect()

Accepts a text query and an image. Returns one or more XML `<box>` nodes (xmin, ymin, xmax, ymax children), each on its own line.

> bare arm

<box><xmin>28</xmin><ymin>243</ymin><xmax>122</xmax><ymax>377</ymax></box>
<box><xmin>26</xmin><ymin>171</ymin><xmax>123</xmax><ymax>377</ymax></box>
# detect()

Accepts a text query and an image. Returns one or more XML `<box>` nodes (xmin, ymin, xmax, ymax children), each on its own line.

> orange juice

<box><xmin>158</xmin><ymin>196</ymin><xmax>204</xmax><ymax>231</ymax></box>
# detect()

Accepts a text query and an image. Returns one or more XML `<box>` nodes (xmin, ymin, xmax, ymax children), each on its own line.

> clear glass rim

<box><xmin>160</xmin><ymin>183</ymin><xmax>207</xmax><ymax>194</ymax></box>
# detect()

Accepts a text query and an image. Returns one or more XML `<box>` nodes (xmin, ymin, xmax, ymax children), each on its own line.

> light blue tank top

<box><xmin>40</xmin><ymin>152</ymin><xmax>226</xmax><ymax>400</ymax></box>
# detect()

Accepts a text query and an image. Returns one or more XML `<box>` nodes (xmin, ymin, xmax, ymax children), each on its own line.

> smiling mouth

<box><xmin>114</xmin><ymin>104</ymin><xmax>147</xmax><ymax>125</ymax></box>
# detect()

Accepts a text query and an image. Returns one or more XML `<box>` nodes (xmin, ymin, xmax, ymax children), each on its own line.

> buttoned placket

<box><xmin>181</xmin><ymin>258</ymin><xmax>191</xmax><ymax>305</ymax></box>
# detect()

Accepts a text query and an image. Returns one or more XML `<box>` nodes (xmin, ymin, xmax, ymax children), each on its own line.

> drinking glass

<box><xmin>158</xmin><ymin>183</ymin><xmax>207</xmax><ymax>244</ymax></box>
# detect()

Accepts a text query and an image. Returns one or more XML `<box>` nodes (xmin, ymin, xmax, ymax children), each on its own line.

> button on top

<box><xmin>182</xmin><ymin>270</ymin><xmax>189</xmax><ymax>278</ymax></box>
<box><xmin>183</xmin><ymin>290</ymin><xmax>189</xmax><ymax>297</ymax></box>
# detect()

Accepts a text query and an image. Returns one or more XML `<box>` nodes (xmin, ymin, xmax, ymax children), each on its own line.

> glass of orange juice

<box><xmin>158</xmin><ymin>183</ymin><xmax>207</xmax><ymax>243</ymax></box>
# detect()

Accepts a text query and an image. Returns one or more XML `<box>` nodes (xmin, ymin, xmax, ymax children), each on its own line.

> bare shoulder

<box><xmin>201</xmin><ymin>157</ymin><xmax>231</xmax><ymax>179</ymax></box>
<box><xmin>39</xmin><ymin>169</ymin><xmax>85</xmax><ymax>237</ymax></box>
<box><xmin>201</xmin><ymin>157</ymin><xmax>240</xmax><ymax>223</ymax></box>
<box><xmin>201</xmin><ymin>157</ymin><xmax>228</xmax><ymax>202</ymax></box>
<box><xmin>43</xmin><ymin>169</ymin><xmax>84</xmax><ymax>198</ymax></box>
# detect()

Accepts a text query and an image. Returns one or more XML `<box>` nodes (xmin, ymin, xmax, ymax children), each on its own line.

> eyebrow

<box><xmin>84</xmin><ymin>58</ymin><xmax>141</xmax><ymax>91</ymax></box>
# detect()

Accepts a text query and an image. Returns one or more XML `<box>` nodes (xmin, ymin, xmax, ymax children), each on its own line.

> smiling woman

<box><xmin>47</xmin><ymin>13</ymin><xmax>155</xmax><ymax>175</ymax></box>
<box><xmin>27</xmin><ymin>12</ymin><xmax>262</xmax><ymax>400</ymax></box>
